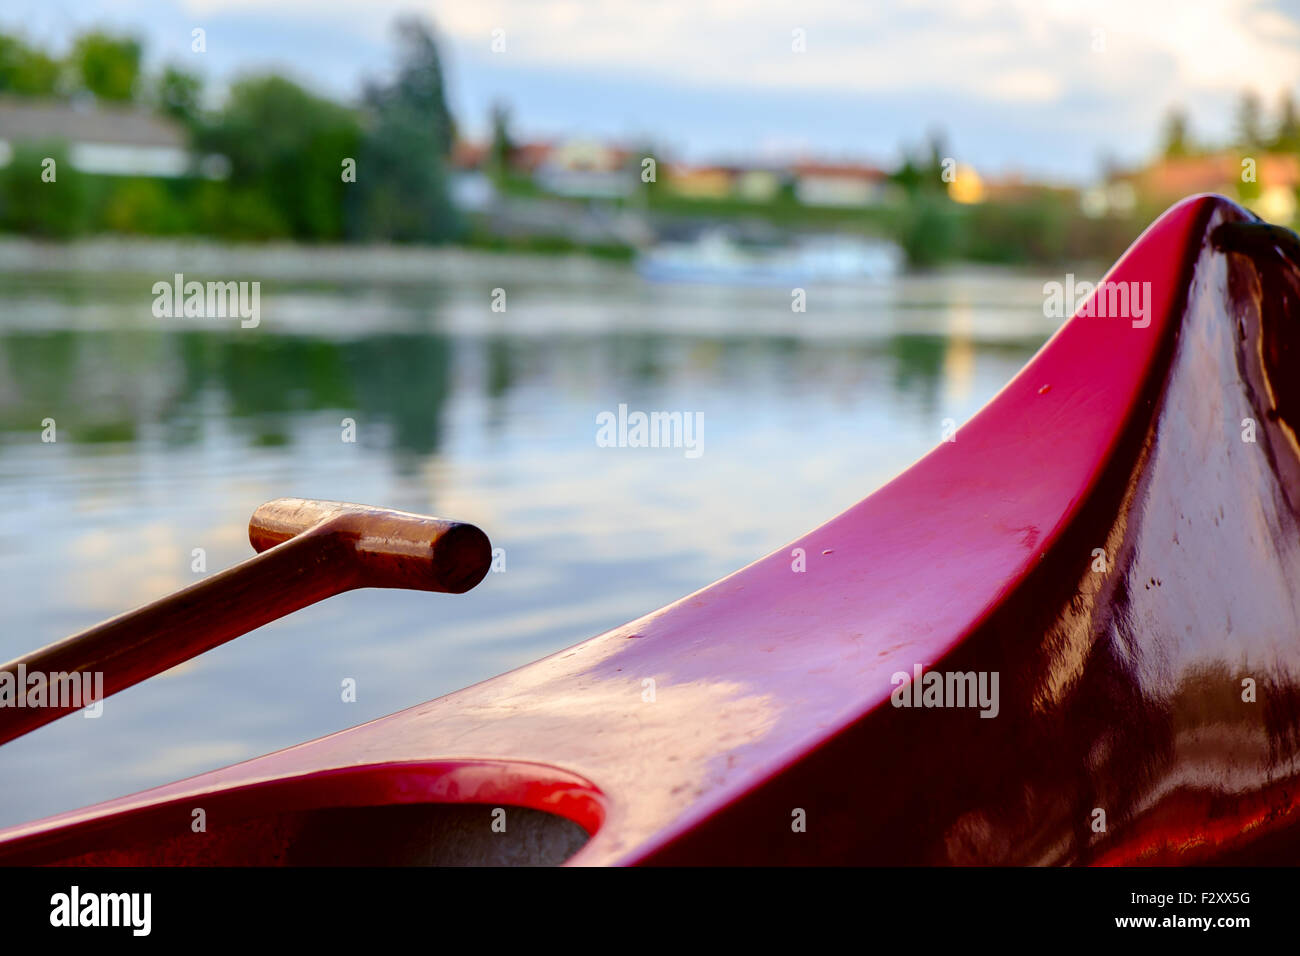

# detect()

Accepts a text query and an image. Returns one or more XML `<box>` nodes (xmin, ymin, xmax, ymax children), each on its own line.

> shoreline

<box><xmin>0</xmin><ymin>236</ymin><xmax>632</xmax><ymax>283</ymax></box>
<box><xmin>0</xmin><ymin>235</ymin><xmax>1090</xmax><ymax>283</ymax></box>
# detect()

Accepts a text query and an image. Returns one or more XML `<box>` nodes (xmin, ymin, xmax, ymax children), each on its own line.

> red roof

<box><xmin>790</xmin><ymin>160</ymin><xmax>887</xmax><ymax>181</ymax></box>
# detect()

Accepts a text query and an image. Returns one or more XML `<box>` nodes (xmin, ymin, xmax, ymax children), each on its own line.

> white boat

<box><xmin>636</xmin><ymin>230</ymin><xmax>903</xmax><ymax>285</ymax></box>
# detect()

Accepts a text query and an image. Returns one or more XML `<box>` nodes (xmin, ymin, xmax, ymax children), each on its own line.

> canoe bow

<box><xmin>2</xmin><ymin>193</ymin><xmax>1299</xmax><ymax>865</ymax></box>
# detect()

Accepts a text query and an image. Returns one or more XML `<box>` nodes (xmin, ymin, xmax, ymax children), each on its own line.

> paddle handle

<box><xmin>0</xmin><ymin>499</ymin><xmax>491</xmax><ymax>746</ymax></box>
<box><xmin>249</xmin><ymin>497</ymin><xmax>492</xmax><ymax>594</ymax></box>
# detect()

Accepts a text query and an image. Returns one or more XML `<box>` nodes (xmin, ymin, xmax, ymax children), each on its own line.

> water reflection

<box><xmin>0</xmin><ymin>263</ymin><xmax>1056</xmax><ymax>826</ymax></box>
<box><xmin>0</xmin><ymin>328</ymin><xmax>1027</xmax><ymax>457</ymax></box>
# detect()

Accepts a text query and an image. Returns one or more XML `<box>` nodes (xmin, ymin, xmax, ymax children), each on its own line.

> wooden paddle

<box><xmin>0</xmin><ymin>498</ymin><xmax>492</xmax><ymax>746</ymax></box>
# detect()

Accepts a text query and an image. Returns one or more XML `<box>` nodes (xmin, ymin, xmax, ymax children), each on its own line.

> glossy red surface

<box><xmin>2</xmin><ymin>194</ymin><xmax>1297</xmax><ymax>865</ymax></box>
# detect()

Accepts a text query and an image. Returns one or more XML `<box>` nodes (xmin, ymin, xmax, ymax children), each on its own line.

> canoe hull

<box><xmin>3</xmin><ymin>194</ymin><xmax>1299</xmax><ymax>865</ymax></box>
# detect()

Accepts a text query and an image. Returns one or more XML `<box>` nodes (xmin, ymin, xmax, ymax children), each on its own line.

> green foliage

<box><xmin>192</xmin><ymin>181</ymin><xmax>290</xmax><ymax>238</ymax></box>
<box><xmin>1273</xmin><ymin>92</ymin><xmax>1300</xmax><ymax>152</ymax></box>
<box><xmin>1236</xmin><ymin>170</ymin><xmax>1263</xmax><ymax>203</ymax></box>
<box><xmin>890</xmin><ymin>157</ymin><xmax>926</xmax><ymax>196</ymax></box>
<box><xmin>1161</xmin><ymin>108</ymin><xmax>1192</xmax><ymax>157</ymax></box>
<box><xmin>199</xmin><ymin>74</ymin><xmax>361</xmax><ymax>239</ymax></box>
<box><xmin>463</xmin><ymin>226</ymin><xmax>635</xmax><ymax>261</ymax></box>
<box><xmin>0</xmin><ymin>22</ymin><xmax>462</xmax><ymax>245</ymax></box>
<box><xmin>896</xmin><ymin>195</ymin><xmax>961</xmax><ymax>268</ymax></box>
<box><xmin>154</xmin><ymin>65</ymin><xmax>203</xmax><ymax>130</ymax></box>
<box><xmin>1235</xmin><ymin>90</ymin><xmax>1264</xmax><ymax>149</ymax></box>
<box><xmin>0</xmin><ymin>142</ymin><xmax>88</xmax><ymax>237</ymax></box>
<box><xmin>963</xmin><ymin>199</ymin><xmax>1070</xmax><ymax>264</ymax></box>
<box><xmin>70</xmin><ymin>31</ymin><xmax>142</xmax><ymax>101</ymax></box>
<box><xmin>99</xmin><ymin>178</ymin><xmax>189</xmax><ymax>234</ymax></box>
<box><xmin>488</xmin><ymin>101</ymin><xmax>514</xmax><ymax>182</ymax></box>
<box><xmin>0</xmin><ymin>33</ymin><xmax>61</xmax><ymax>95</ymax></box>
<box><xmin>349</xmin><ymin>18</ymin><xmax>460</xmax><ymax>242</ymax></box>
<box><xmin>891</xmin><ymin>133</ymin><xmax>950</xmax><ymax>197</ymax></box>
<box><xmin>1059</xmin><ymin>206</ymin><xmax>1154</xmax><ymax>264</ymax></box>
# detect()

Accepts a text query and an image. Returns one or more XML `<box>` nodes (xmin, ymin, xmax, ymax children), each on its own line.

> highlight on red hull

<box><xmin>2</xmin><ymin>194</ymin><xmax>1298</xmax><ymax>866</ymax></box>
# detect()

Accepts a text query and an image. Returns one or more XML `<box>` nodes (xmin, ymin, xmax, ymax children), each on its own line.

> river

<box><xmin>0</xmin><ymin>248</ymin><xmax>1067</xmax><ymax>826</ymax></box>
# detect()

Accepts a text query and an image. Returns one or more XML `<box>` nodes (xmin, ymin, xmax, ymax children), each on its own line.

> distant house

<box><xmin>533</xmin><ymin>139</ymin><xmax>635</xmax><ymax>199</ymax></box>
<box><xmin>0</xmin><ymin>97</ymin><xmax>191</xmax><ymax>177</ymax></box>
<box><xmin>449</xmin><ymin>139</ymin><xmax>488</xmax><ymax>171</ymax></box>
<box><xmin>449</xmin><ymin>136</ymin><xmax>641</xmax><ymax>205</ymax></box>
<box><xmin>447</xmin><ymin>139</ymin><xmax>496</xmax><ymax>210</ymax></box>
<box><xmin>665</xmin><ymin>163</ymin><xmax>736</xmax><ymax>200</ymax></box>
<box><xmin>510</xmin><ymin>141</ymin><xmax>555</xmax><ymax>175</ymax></box>
<box><xmin>734</xmin><ymin>168</ymin><xmax>783</xmax><ymax>202</ymax></box>
<box><xmin>1128</xmin><ymin>153</ymin><xmax>1241</xmax><ymax>201</ymax></box>
<box><xmin>791</xmin><ymin>161</ymin><xmax>889</xmax><ymax>207</ymax></box>
<box><xmin>977</xmin><ymin>172</ymin><xmax>1030</xmax><ymax>202</ymax></box>
<box><xmin>967</xmin><ymin>171</ymin><xmax>1077</xmax><ymax>206</ymax></box>
<box><xmin>1101</xmin><ymin>151</ymin><xmax>1299</xmax><ymax>222</ymax></box>
<box><xmin>1132</xmin><ymin>151</ymin><xmax>1300</xmax><ymax>199</ymax></box>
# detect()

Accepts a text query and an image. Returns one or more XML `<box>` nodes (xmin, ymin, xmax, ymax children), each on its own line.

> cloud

<box><xmin>29</xmin><ymin>0</ymin><xmax>1300</xmax><ymax>107</ymax></box>
<box><xmin>5</xmin><ymin>0</ymin><xmax>1298</xmax><ymax>178</ymax></box>
<box><xmin>425</xmin><ymin>0</ymin><xmax>1300</xmax><ymax>103</ymax></box>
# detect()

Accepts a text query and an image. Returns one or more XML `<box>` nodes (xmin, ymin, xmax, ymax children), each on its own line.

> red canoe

<box><xmin>2</xmin><ymin>193</ymin><xmax>1299</xmax><ymax>865</ymax></box>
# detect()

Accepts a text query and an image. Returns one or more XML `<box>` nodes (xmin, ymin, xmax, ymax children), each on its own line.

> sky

<box><xmin>4</xmin><ymin>0</ymin><xmax>1300</xmax><ymax>183</ymax></box>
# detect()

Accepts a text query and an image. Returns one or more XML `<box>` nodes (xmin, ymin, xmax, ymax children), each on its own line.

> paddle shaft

<box><xmin>0</xmin><ymin>499</ymin><xmax>491</xmax><ymax>746</ymax></box>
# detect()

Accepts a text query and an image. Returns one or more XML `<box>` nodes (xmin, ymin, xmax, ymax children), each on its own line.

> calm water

<box><xmin>0</xmin><ymin>253</ymin><xmax>1061</xmax><ymax>826</ymax></box>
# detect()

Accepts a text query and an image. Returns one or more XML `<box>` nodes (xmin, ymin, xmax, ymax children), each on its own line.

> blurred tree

<box><xmin>926</xmin><ymin>131</ymin><xmax>949</xmax><ymax>180</ymax></box>
<box><xmin>898</xmin><ymin>193</ymin><xmax>961</xmax><ymax>267</ymax></box>
<box><xmin>891</xmin><ymin>155</ymin><xmax>924</xmax><ymax>196</ymax></box>
<box><xmin>1160</xmin><ymin>108</ymin><xmax>1192</xmax><ymax>157</ymax></box>
<box><xmin>1274</xmin><ymin>91</ymin><xmax>1300</xmax><ymax>152</ymax></box>
<box><xmin>1236</xmin><ymin>94</ymin><xmax>1264</xmax><ymax>203</ymax></box>
<box><xmin>70</xmin><ymin>31</ymin><xmax>142</xmax><ymax>101</ymax></box>
<box><xmin>199</xmin><ymin>75</ymin><xmax>361</xmax><ymax>239</ymax></box>
<box><xmin>350</xmin><ymin>17</ymin><xmax>460</xmax><ymax>242</ymax></box>
<box><xmin>0</xmin><ymin>142</ymin><xmax>88</xmax><ymax>237</ymax></box>
<box><xmin>488</xmin><ymin>101</ymin><xmax>514</xmax><ymax>183</ymax></box>
<box><xmin>1235</xmin><ymin>90</ymin><xmax>1264</xmax><ymax>149</ymax></box>
<box><xmin>191</xmin><ymin>180</ymin><xmax>290</xmax><ymax>238</ymax></box>
<box><xmin>0</xmin><ymin>33</ymin><xmax>61</xmax><ymax>95</ymax></box>
<box><xmin>154</xmin><ymin>65</ymin><xmax>204</xmax><ymax>130</ymax></box>
<box><xmin>966</xmin><ymin>197</ymin><xmax>1069</xmax><ymax>264</ymax></box>
<box><xmin>100</xmin><ymin>178</ymin><xmax>188</xmax><ymax>234</ymax></box>
<box><xmin>891</xmin><ymin>131</ymin><xmax>950</xmax><ymax>196</ymax></box>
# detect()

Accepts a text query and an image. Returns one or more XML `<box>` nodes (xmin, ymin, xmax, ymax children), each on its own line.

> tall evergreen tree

<box><xmin>488</xmin><ymin>101</ymin><xmax>515</xmax><ymax>183</ymax></box>
<box><xmin>350</xmin><ymin>17</ymin><xmax>460</xmax><ymax>242</ymax></box>
<box><xmin>1160</xmin><ymin>108</ymin><xmax>1192</xmax><ymax>157</ymax></box>
<box><xmin>1274</xmin><ymin>90</ymin><xmax>1300</xmax><ymax>152</ymax></box>
<box><xmin>1235</xmin><ymin>90</ymin><xmax>1264</xmax><ymax>149</ymax></box>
